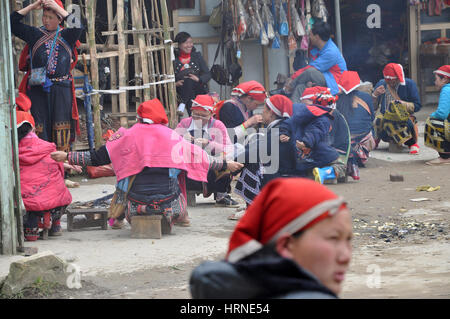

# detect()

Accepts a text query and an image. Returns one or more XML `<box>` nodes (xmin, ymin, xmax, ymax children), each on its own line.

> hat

<box><xmin>301</xmin><ymin>86</ymin><xmax>338</xmax><ymax>109</ymax></box>
<box><xmin>338</xmin><ymin>71</ymin><xmax>361</xmax><ymax>94</ymax></box>
<box><xmin>433</xmin><ymin>65</ymin><xmax>450</xmax><ymax>79</ymax></box>
<box><xmin>16</xmin><ymin>92</ymin><xmax>32</xmax><ymax>112</ymax></box>
<box><xmin>16</xmin><ymin>110</ymin><xmax>35</xmax><ymax>129</ymax></box>
<box><xmin>137</xmin><ymin>98</ymin><xmax>168</xmax><ymax>125</ymax></box>
<box><xmin>265</xmin><ymin>95</ymin><xmax>293</xmax><ymax>118</ymax></box>
<box><xmin>231</xmin><ymin>81</ymin><xmax>267</xmax><ymax>102</ymax></box>
<box><xmin>191</xmin><ymin>95</ymin><xmax>215</xmax><ymax>112</ymax></box>
<box><xmin>226</xmin><ymin>178</ymin><xmax>346</xmax><ymax>263</ymax></box>
<box><xmin>383</xmin><ymin>63</ymin><xmax>405</xmax><ymax>86</ymax></box>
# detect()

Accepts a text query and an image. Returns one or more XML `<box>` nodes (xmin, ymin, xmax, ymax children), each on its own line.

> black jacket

<box><xmin>190</xmin><ymin>250</ymin><xmax>337</xmax><ymax>299</ymax></box>
<box><xmin>174</xmin><ymin>47</ymin><xmax>211</xmax><ymax>85</ymax></box>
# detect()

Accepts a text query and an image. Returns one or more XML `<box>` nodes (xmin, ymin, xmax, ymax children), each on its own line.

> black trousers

<box><xmin>176</xmin><ymin>78</ymin><xmax>207</xmax><ymax>115</ymax></box>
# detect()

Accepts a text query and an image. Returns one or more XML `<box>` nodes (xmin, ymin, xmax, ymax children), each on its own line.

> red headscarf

<box><xmin>433</xmin><ymin>65</ymin><xmax>450</xmax><ymax>79</ymax></box>
<box><xmin>44</xmin><ymin>0</ymin><xmax>64</xmax><ymax>20</ymax></box>
<box><xmin>265</xmin><ymin>95</ymin><xmax>293</xmax><ymax>118</ymax></box>
<box><xmin>338</xmin><ymin>71</ymin><xmax>361</xmax><ymax>94</ymax></box>
<box><xmin>383</xmin><ymin>63</ymin><xmax>406</xmax><ymax>86</ymax></box>
<box><xmin>137</xmin><ymin>98</ymin><xmax>169</xmax><ymax>125</ymax></box>
<box><xmin>15</xmin><ymin>92</ymin><xmax>32</xmax><ymax>112</ymax></box>
<box><xmin>191</xmin><ymin>95</ymin><xmax>215</xmax><ymax>112</ymax></box>
<box><xmin>226</xmin><ymin>178</ymin><xmax>346</xmax><ymax>262</ymax></box>
<box><xmin>16</xmin><ymin>110</ymin><xmax>35</xmax><ymax>129</ymax></box>
<box><xmin>301</xmin><ymin>86</ymin><xmax>338</xmax><ymax>109</ymax></box>
<box><xmin>231</xmin><ymin>81</ymin><xmax>267</xmax><ymax>102</ymax></box>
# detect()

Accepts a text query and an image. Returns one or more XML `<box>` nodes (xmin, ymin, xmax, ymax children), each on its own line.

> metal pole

<box><xmin>334</xmin><ymin>0</ymin><xmax>343</xmax><ymax>52</ymax></box>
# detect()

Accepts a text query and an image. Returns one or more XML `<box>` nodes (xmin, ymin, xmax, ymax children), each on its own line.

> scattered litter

<box><xmin>416</xmin><ymin>185</ymin><xmax>440</xmax><ymax>192</ymax></box>
<box><xmin>81</xmin><ymin>178</ymin><xmax>88</xmax><ymax>183</ymax></box>
<box><xmin>399</xmin><ymin>208</ymin><xmax>408</xmax><ymax>212</ymax></box>
<box><xmin>410</xmin><ymin>198</ymin><xmax>432</xmax><ymax>202</ymax></box>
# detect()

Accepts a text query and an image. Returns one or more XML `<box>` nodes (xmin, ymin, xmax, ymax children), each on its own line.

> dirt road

<box><xmin>0</xmin><ymin>107</ymin><xmax>449</xmax><ymax>299</ymax></box>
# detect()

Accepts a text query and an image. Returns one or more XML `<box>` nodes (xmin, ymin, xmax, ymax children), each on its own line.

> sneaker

<box><xmin>409</xmin><ymin>143</ymin><xmax>420</xmax><ymax>155</ymax></box>
<box><xmin>215</xmin><ymin>195</ymin><xmax>240</xmax><ymax>208</ymax></box>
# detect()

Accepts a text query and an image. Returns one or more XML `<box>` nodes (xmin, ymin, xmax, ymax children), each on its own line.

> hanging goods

<box><xmin>279</xmin><ymin>0</ymin><xmax>289</xmax><ymax>36</ymax></box>
<box><xmin>255</xmin><ymin>0</ymin><xmax>269</xmax><ymax>45</ymax></box>
<box><xmin>209</xmin><ymin>4</ymin><xmax>223</xmax><ymax>28</ymax></box>
<box><xmin>291</xmin><ymin>0</ymin><xmax>305</xmax><ymax>37</ymax></box>
<box><xmin>237</xmin><ymin>0</ymin><xmax>248</xmax><ymax>40</ymax></box>
<box><xmin>248</xmin><ymin>2</ymin><xmax>261</xmax><ymax>38</ymax></box>
<box><xmin>300</xmin><ymin>0</ymin><xmax>310</xmax><ymax>51</ymax></box>
<box><xmin>262</xmin><ymin>0</ymin><xmax>275</xmax><ymax>40</ymax></box>
<box><xmin>287</xmin><ymin>0</ymin><xmax>297</xmax><ymax>52</ymax></box>
<box><xmin>312</xmin><ymin>0</ymin><xmax>328</xmax><ymax>22</ymax></box>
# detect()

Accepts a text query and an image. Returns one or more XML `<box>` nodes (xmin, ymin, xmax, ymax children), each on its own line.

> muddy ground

<box><xmin>0</xmin><ymin>107</ymin><xmax>449</xmax><ymax>299</ymax></box>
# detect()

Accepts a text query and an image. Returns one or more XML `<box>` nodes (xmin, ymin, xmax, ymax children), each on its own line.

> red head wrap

<box><xmin>338</xmin><ymin>71</ymin><xmax>361</xmax><ymax>94</ymax></box>
<box><xmin>265</xmin><ymin>95</ymin><xmax>293</xmax><ymax>118</ymax></box>
<box><xmin>383</xmin><ymin>63</ymin><xmax>405</xmax><ymax>86</ymax></box>
<box><xmin>191</xmin><ymin>95</ymin><xmax>215</xmax><ymax>112</ymax></box>
<box><xmin>16</xmin><ymin>110</ymin><xmax>35</xmax><ymax>129</ymax></box>
<box><xmin>137</xmin><ymin>98</ymin><xmax>168</xmax><ymax>125</ymax></box>
<box><xmin>226</xmin><ymin>178</ymin><xmax>346</xmax><ymax>262</ymax></box>
<box><xmin>433</xmin><ymin>65</ymin><xmax>450</xmax><ymax>79</ymax></box>
<box><xmin>16</xmin><ymin>92</ymin><xmax>32</xmax><ymax>112</ymax></box>
<box><xmin>301</xmin><ymin>86</ymin><xmax>338</xmax><ymax>109</ymax></box>
<box><xmin>231</xmin><ymin>81</ymin><xmax>267</xmax><ymax>102</ymax></box>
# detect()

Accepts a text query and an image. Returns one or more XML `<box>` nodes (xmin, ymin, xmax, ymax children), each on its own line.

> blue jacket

<box><xmin>280</xmin><ymin>103</ymin><xmax>339</xmax><ymax>173</ymax></box>
<box><xmin>309</xmin><ymin>39</ymin><xmax>347</xmax><ymax>95</ymax></box>
<box><xmin>430</xmin><ymin>83</ymin><xmax>450</xmax><ymax>120</ymax></box>
<box><xmin>374</xmin><ymin>78</ymin><xmax>422</xmax><ymax>114</ymax></box>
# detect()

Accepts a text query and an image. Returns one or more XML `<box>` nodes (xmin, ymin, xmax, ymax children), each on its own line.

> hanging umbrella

<box><xmin>82</xmin><ymin>54</ymin><xmax>95</xmax><ymax>151</ymax></box>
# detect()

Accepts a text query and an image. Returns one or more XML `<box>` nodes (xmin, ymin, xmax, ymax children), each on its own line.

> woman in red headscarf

<box><xmin>190</xmin><ymin>178</ymin><xmax>352</xmax><ymax>299</ymax></box>
<box><xmin>424</xmin><ymin>65</ymin><xmax>450</xmax><ymax>165</ymax></box>
<box><xmin>176</xmin><ymin>94</ymin><xmax>239</xmax><ymax>207</ymax></box>
<box><xmin>51</xmin><ymin>99</ymin><xmax>243</xmax><ymax>234</ymax></box>
<box><xmin>372</xmin><ymin>63</ymin><xmax>422</xmax><ymax>154</ymax></box>
<box><xmin>337</xmin><ymin>71</ymin><xmax>376</xmax><ymax>180</ymax></box>
<box><xmin>215</xmin><ymin>81</ymin><xmax>267</xmax><ymax>144</ymax></box>
<box><xmin>11</xmin><ymin>0</ymin><xmax>82</xmax><ymax>152</ymax></box>
<box><xmin>232</xmin><ymin>95</ymin><xmax>296</xmax><ymax>208</ymax></box>
<box><xmin>16</xmin><ymin>99</ymin><xmax>72</xmax><ymax>241</ymax></box>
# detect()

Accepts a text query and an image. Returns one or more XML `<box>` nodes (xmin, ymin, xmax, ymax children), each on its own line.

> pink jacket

<box><xmin>106</xmin><ymin>123</ymin><xmax>210</xmax><ymax>182</ymax></box>
<box><xmin>175</xmin><ymin>117</ymin><xmax>232</xmax><ymax>155</ymax></box>
<box><xmin>19</xmin><ymin>133</ymin><xmax>72</xmax><ymax>212</ymax></box>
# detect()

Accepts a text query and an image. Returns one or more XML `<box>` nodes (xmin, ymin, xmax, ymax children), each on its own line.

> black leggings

<box><xmin>176</xmin><ymin>78</ymin><xmax>207</xmax><ymax>115</ymax></box>
<box><xmin>439</xmin><ymin>152</ymin><xmax>450</xmax><ymax>159</ymax></box>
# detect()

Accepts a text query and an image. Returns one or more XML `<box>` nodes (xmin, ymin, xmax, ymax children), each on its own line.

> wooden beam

<box><xmin>117</xmin><ymin>0</ymin><xmax>128</xmax><ymax>127</ymax></box>
<box><xmin>85</xmin><ymin>0</ymin><xmax>103</xmax><ymax>148</ymax></box>
<box><xmin>178</xmin><ymin>15</ymin><xmax>210</xmax><ymax>23</ymax></box>
<box><xmin>200</xmin><ymin>0</ymin><xmax>207</xmax><ymax>16</ymax></box>
<box><xmin>418</xmin><ymin>22</ymin><xmax>450</xmax><ymax>31</ymax></box>
<box><xmin>192</xmin><ymin>37</ymin><xmax>221</xmax><ymax>44</ymax></box>
<box><xmin>101</xmin><ymin>28</ymin><xmax>175</xmax><ymax>36</ymax></box>
<box><xmin>262</xmin><ymin>46</ymin><xmax>270</xmax><ymax>90</ymax></box>
<box><xmin>107</xmin><ymin>0</ymin><xmax>118</xmax><ymax>114</ymax></box>
<box><xmin>82</xmin><ymin>45</ymin><xmax>167</xmax><ymax>60</ymax></box>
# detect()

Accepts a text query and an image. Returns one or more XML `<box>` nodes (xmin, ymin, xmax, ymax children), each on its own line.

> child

<box><xmin>280</xmin><ymin>87</ymin><xmax>344</xmax><ymax>183</ymax></box>
<box><xmin>16</xmin><ymin>93</ymin><xmax>72</xmax><ymax>240</ymax></box>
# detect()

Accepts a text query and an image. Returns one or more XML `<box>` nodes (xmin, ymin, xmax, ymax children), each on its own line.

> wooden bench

<box><xmin>66</xmin><ymin>208</ymin><xmax>109</xmax><ymax>232</ymax></box>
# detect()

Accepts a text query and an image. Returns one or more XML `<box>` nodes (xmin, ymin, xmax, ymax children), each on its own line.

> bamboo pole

<box><xmin>150</xmin><ymin>0</ymin><xmax>164</xmax><ymax>101</ymax></box>
<box><xmin>160</xmin><ymin>0</ymin><xmax>177</xmax><ymax>128</ymax></box>
<box><xmin>117</xmin><ymin>0</ymin><xmax>128</xmax><ymax>127</ymax></box>
<box><xmin>131</xmin><ymin>0</ymin><xmax>150</xmax><ymax>101</ymax></box>
<box><xmin>85</xmin><ymin>0</ymin><xmax>103</xmax><ymax>148</ymax></box>
<box><xmin>0</xmin><ymin>0</ymin><xmax>19</xmax><ymax>255</ymax></box>
<box><xmin>142</xmin><ymin>0</ymin><xmax>157</xmax><ymax>98</ymax></box>
<box><xmin>131</xmin><ymin>2</ymin><xmax>142</xmax><ymax>109</ymax></box>
<box><xmin>107</xmin><ymin>0</ymin><xmax>118</xmax><ymax>114</ymax></box>
<box><xmin>154</xmin><ymin>0</ymin><xmax>169</xmax><ymax>114</ymax></box>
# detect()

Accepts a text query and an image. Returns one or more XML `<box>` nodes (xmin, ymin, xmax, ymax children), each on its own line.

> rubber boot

<box><xmin>313</xmin><ymin>166</ymin><xmax>336</xmax><ymax>184</ymax></box>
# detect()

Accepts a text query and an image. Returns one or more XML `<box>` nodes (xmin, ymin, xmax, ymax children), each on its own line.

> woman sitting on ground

<box><xmin>424</xmin><ymin>65</ymin><xmax>450</xmax><ymax>165</ymax></box>
<box><xmin>16</xmin><ymin>93</ymin><xmax>72</xmax><ymax>241</ymax></box>
<box><xmin>336</xmin><ymin>71</ymin><xmax>376</xmax><ymax>180</ymax></box>
<box><xmin>372</xmin><ymin>63</ymin><xmax>421</xmax><ymax>154</ymax></box>
<box><xmin>280</xmin><ymin>87</ymin><xmax>346</xmax><ymax>184</ymax></box>
<box><xmin>176</xmin><ymin>94</ymin><xmax>239</xmax><ymax>207</ymax></box>
<box><xmin>190</xmin><ymin>178</ymin><xmax>352</xmax><ymax>299</ymax></box>
<box><xmin>51</xmin><ymin>99</ymin><xmax>243</xmax><ymax>234</ymax></box>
